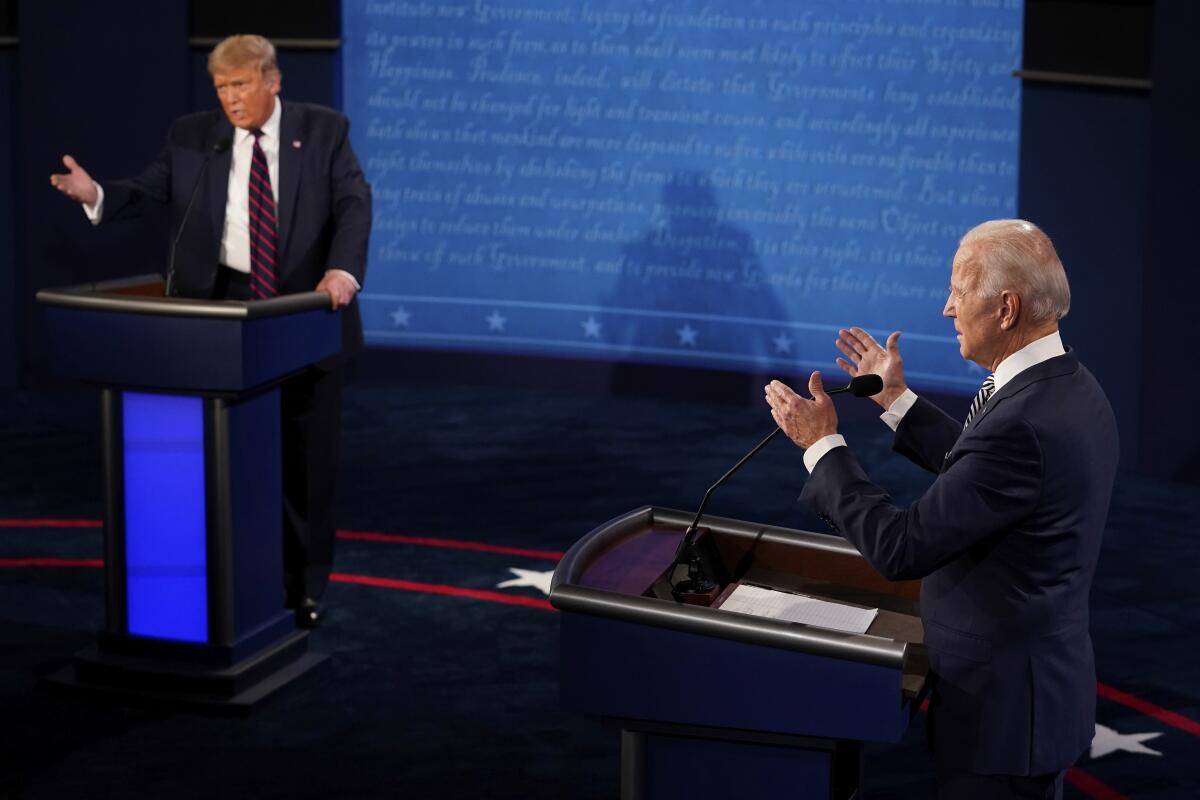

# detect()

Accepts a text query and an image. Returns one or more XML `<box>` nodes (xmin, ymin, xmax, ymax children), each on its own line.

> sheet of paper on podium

<box><xmin>720</xmin><ymin>584</ymin><xmax>878</xmax><ymax>635</ymax></box>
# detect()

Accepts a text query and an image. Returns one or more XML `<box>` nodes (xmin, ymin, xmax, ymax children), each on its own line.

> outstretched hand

<box><xmin>49</xmin><ymin>155</ymin><xmax>99</xmax><ymax>206</ymax></box>
<box><xmin>835</xmin><ymin>327</ymin><xmax>907</xmax><ymax>410</ymax></box>
<box><xmin>764</xmin><ymin>372</ymin><xmax>839</xmax><ymax>450</ymax></box>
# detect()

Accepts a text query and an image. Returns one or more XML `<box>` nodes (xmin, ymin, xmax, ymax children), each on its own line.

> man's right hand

<box><xmin>49</xmin><ymin>155</ymin><xmax>98</xmax><ymax>206</ymax></box>
<box><xmin>835</xmin><ymin>327</ymin><xmax>908</xmax><ymax>410</ymax></box>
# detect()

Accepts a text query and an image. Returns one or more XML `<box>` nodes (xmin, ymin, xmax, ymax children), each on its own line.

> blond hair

<box><xmin>207</xmin><ymin>34</ymin><xmax>279</xmax><ymax>78</ymax></box>
<box><xmin>958</xmin><ymin>219</ymin><xmax>1071</xmax><ymax>323</ymax></box>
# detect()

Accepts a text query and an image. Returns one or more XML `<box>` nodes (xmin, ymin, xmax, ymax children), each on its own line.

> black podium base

<box><xmin>45</xmin><ymin>628</ymin><xmax>328</xmax><ymax>715</ymax></box>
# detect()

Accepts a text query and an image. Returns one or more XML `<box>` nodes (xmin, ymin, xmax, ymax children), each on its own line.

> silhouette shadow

<box><xmin>601</xmin><ymin>171</ymin><xmax>792</xmax><ymax>400</ymax></box>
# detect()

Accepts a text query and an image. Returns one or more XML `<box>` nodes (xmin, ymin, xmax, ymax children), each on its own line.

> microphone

<box><xmin>668</xmin><ymin>373</ymin><xmax>883</xmax><ymax>599</ymax></box>
<box><xmin>165</xmin><ymin>139</ymin><xmax>231</xmax><ymax>297</ymax></box>
<box><xmin>828</xmin><ymin>373</ymin><xmax>883</xmax><ymax>398</ymax></box>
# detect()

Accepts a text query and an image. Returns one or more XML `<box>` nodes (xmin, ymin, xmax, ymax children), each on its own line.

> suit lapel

<box><xmin>972</xmin><ymin>350</ymin><xmax>1078</xmax><ymax>429</ymax></box>
<box><xmin>277</xmin><ymin>101</ymin><xmax>303</xmax><ymax>269</ymax></box>
<box><xmin>205</xmin><ymin>116</ymin><xmax>234</xmax><ymax>247</ymax></box>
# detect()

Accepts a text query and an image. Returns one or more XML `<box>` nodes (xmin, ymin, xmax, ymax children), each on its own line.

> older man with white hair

<box><xmin>765</xmin><ymin>220</ymin><xmax>1118</xmax><ymax>799</ymax></box>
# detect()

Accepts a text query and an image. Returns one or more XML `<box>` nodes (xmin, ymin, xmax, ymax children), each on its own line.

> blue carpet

<box><xmin>1</xmin><ymin>381</ymin><xmax>1197</xmax><ymax>798</ymax></box>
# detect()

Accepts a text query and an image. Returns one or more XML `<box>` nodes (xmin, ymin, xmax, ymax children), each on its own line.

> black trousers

<box><xmin>214</xmin><ymin>266</ymin><xmax>344</xmax><ymax>601</ymax></box>
<box><xmin>935</xmin><ymin>768</ymin><xmax>1064</xmax><ymax>800</ymax></box>
<box><xmin>924</xmin><ymin>671</ymin><xmax>1066</xmax><ymax>800</ymax></box>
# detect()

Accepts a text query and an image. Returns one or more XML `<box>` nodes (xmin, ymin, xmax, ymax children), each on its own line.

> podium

<box><xmin>36</xmin><ymin>275</ymin><xmax>341</xmax><ymax>712</ymax></box>
<box><xmin>551</xmin><ymin>506</ymin><xmax>927</xmax><ymax>799</ymax></box>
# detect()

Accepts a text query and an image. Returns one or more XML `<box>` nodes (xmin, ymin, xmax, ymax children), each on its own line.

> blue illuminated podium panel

<box><xmin>37</xmin><ymin>275</ymin><xmax>340</xmax><ymax>711</ymax></box>
<box><xmin>122</xmin><ymin>392</ymin><xmax>208</xmax><ymax>642</ymax></box>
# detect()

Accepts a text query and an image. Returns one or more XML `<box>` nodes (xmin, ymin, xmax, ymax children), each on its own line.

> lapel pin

<box><xmin>292</xmin><ymin>140</ymin><xmax>302</xmax><ymax>149</ymax></box>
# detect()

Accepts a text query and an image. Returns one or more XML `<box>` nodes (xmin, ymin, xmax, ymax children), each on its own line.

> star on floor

<box><xmin>485</xmin><ymin>310</ymin><xmax>507</xmax><ymax>332</ymax></box>
<box><xmin>581</xmin><ymin>316</ymin><xmax>602</xmax><ymax>339</ymax></box>
<box><xmin>773</xmin><ymin>332</ymin><xmax>794</xmax><ymax>354</ymax></box>
<box><xmin>496</xmin><ymin>568</ymin><xmax>554</xmax><ymax>596</ymax></box>
<box><xmin>676</xmin><ymin>323</ymin><xmax>698</xmax><ymax>346</ymax></box>
<box><xmin>1090</xmin><ymin>723</ymin><xmax>1163</xmax><ymax>759</ymax></box>
<box><xmin>390</xmin><ymin>306</ymin><xmax>411</xmax><ymax>327</ymax></box>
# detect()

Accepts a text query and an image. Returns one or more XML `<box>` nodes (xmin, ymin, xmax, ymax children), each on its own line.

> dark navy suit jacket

<box><xmin>801</xmin><ymin>350</ymin><xmax>1118</xmax><ymax>775</ymax></box>
<box><xmin>101</xmin><ymin>100</ymin><xmax>372</xmax><ymax>355</ymax></box>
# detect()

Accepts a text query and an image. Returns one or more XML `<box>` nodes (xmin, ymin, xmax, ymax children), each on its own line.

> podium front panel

<box><xmin>43</xmin><ymin>305</ymin><xmax>340</xmax><ymax>392</ymax></box>
<box><xmin>561</xmin><ymin>612</ymin><xmax>908</xmax><ymax>743</ymax></box>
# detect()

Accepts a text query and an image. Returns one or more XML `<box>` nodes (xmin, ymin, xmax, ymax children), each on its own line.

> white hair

<box><xmin>958</xmin><ymin>219</ymin><xmax>1071</xmax><ymax>323</ymax></box>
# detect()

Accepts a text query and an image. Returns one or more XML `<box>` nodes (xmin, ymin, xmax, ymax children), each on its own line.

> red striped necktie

<box><xmin>248</xmin><ymin>129</ymin><xmax>280</xmax><ymax>299</ymax></box>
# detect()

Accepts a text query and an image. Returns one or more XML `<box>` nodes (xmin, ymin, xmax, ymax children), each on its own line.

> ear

<box><xmin>998</xmin><ymin>290</ymin><xmax>1020</xmax><ymax>330</ymax></box>
<box><xmin>267</xmin><ymin>70</ymin><xmax>282</xmax><ymax>95</ymax></box>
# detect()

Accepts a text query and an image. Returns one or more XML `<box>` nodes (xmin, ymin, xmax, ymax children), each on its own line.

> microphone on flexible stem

<box><xmin>669</xmin><ymin>373</ymin><xmax>884</xmax><ymax>599</ymax></box>
<box><xmin>165</xmin><ymin>139</ymin><xmax>231</xmax><ymax>297</ymax></box>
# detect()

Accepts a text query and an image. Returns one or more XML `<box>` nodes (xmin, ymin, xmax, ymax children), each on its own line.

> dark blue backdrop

<box><xmin>1</xmin><ymin>1</ymin><xmax>1195</xmax><ymax>483</ymax></box>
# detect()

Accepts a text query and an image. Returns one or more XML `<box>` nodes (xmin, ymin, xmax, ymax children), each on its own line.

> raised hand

<box><xmin>49</xmin><ymin>155</ymin><xmax>99</xmax><ymax>206</ymax></box>
<box><xmin>834</xmin><ymin>327</ymin><xmax>907</xmax><ymax>410</ymax></box>
<box><xmin>765</xmin><ymin>372</ymin><xmax>839</xmax><ymax>450</ymax></box>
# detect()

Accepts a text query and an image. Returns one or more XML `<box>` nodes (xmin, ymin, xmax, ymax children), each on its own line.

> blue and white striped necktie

<box><xmin>964</xmin><ymin>374</ymin><xmax>995</xmax><ymax>429</ymax></box>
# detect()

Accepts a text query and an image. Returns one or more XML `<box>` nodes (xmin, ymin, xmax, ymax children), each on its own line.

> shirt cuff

<box><xmin>326</xmin><ymin>269</ymin><xmax>361</xmax><ymax>291</ymax></box>
<box><xmin>803</xmin><ymin>434</ymin><xmax>847</xmax><ymax>473</ymax></box>
<box><xmin>83</xmin><ymin>182</ymin><xmax>104</xmax><ymax>224</ymax></box>
<box><xmin>880</xmin><ymin>388</ymin><xmax>919</xmax><ymax>431</ymax></box>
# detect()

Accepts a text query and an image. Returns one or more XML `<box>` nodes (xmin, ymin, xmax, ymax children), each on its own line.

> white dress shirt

<box><xmin>802</xmin><ymin>330</ymin><xmax>1067</xmax><ymax>473</ymax></box>
<box><xmin>84</xmin><ymin>97</ymin><xmax>358</xmax><ymax>289</ymax></box>
<box><xmin>219</xmin><ymin>97</ymin><xmax>282</xmax><ymax>273</ymax></box>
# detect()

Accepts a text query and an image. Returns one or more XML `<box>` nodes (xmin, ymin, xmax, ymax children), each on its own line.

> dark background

<box><xmin>0</xmin><ymin>0</ymin><xmax>1194</xmax><ymax>484</ymax></box>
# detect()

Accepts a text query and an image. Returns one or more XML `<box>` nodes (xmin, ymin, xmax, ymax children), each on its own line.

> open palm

<box><xmin>49</xmin><ymin>155</ymin><xmax>98</xmax><ymax>206</ymax></box>
<box><xmin>834</xmin><ymin>327</ymin><xmax>907</xmax><ymax>409</ymax></box>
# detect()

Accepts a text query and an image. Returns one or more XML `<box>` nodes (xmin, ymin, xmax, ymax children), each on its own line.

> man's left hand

<box><xmin>316</xmin><ymin>271</ymin><xmax>357</xmax><ymax>309</ymax></box>
<box><xmin>764</xmin><ymin>372</ymin><xmax>839</xmax><ymax>449</ymax></box>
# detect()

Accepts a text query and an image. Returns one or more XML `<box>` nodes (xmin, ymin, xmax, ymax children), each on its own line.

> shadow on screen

<box><xmin>601</xmin><ymin>171</ymin><xmax>792</xmax><ymax>400</ymax></box>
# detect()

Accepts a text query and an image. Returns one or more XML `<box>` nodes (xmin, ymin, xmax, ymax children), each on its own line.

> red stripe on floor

<box><xmin>1066</xmin><ymin>767</ymin><xmax>1128</xmax><ymax>800</ymax></box>
<box><xmin>336</xmin><ymin>529</ymin><xmax>563</xmax><ymax>561</ymax></box>
<box><xmin>330</xmin><ymin>572</ymin><xmax>555</xmax><ymax>610</ymax></box>
<box><xmin>0</xmin><ymin>559</ymin><xmax>553</xmax><ymax>610</ymax></box>
<box><xmin>0</xmin><ymin>518</ymin><xmax>101</xmax><ymax>528</ymax></box>
<box><xmin>1097</xmin><ymin>681</ymin><xmax>1200</xmax><ymax>738</ymax></box>
<box><xmin>0</xmin><ymin>518</ymin><xmax>563</xmax><ymax>561</ymax></box>
<box><xmin>0</xmin><ymin>557</ymin><xmax>103</xmax><ymax>567</ymax></box>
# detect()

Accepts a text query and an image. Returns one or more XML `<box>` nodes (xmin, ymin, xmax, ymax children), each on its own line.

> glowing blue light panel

<box><xmin>123</xmin><ymin>392</ymin><xmax>208</xmax><ymax>642</ymax></box>
<box><xmin>344</xmin><ymin>0</ymin><xmax>1023</xmax><ymax>392</ymax></box>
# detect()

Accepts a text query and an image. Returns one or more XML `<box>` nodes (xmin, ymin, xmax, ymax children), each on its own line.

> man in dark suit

<box><xmin>764</xmin><ymin>220</ymin><xmax>1118</xmax><ymax>799</ymax></box>
<box><xmin>50</xmin><ymin>34</ymin><xmax>372</xmax><ymax>628</ymax></box>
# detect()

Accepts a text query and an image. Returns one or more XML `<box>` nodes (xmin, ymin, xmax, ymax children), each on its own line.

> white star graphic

<box><xmin>390</xmin><ymin>306</ymin><xmax>411</xmax><ymax>327</ymax></box>
<box><xmin>581</xmin><ymin>316</ymin><xmax>602</xmax><ymax>339</ymax></box>
<box><xmin>1090</xmin><ymin>723</ymin><xmax>1163</xmax><ymax>759</ymax></box>
<box><xmin>676</xmin><ymin>323</ymin><xmax>698</xmax><ymax>346</ymax></box>
<box><xmin>486</xmin><ymin>310</ymin><xmax>507</xmax><ymax>332</ymax></box>
<box><xmin>496</xmin><ymin>568</ymin><xmax>554</xmax><ymax>596</ymax></box>
<box><xmin>773</xmin><ymin>332</ymin><xmax>794</xmax><ymax>354</ymax></box>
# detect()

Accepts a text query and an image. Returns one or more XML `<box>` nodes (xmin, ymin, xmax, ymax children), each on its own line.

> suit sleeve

<box><xmin>98</xmin><ymin>124</ymin><xmax>174</xmax><ymax>223</ymax></box>
<box><xmin>800</xmin><ymin>416</ymin><xmax>1043</xmax><ymax>581</ymax></box>
<box><xmin>892</xmin><ymin>395</ymin><xmax>963</xmax><ymax>474</ymax></box>
<box><xmin>324</xmin><ymin>114</ymin><xmax>372</xmax><ymax>285</ymax></box>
